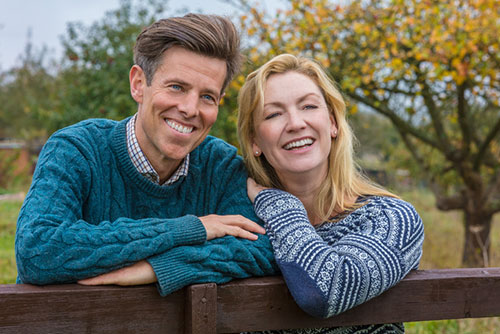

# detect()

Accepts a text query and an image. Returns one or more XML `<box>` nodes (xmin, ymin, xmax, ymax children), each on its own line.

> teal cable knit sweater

<box><xmin>15</xmin><ymin>118</ymin><xmax>278</xmax><ymax>295</ymax></box>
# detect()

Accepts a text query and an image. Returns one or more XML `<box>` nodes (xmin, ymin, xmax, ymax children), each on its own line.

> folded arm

<box><xmin>15</xmin><ymin>134</ymin><xmax>208</xmax><ymax>285</ymax></box>
<box><xmin>253</xmin><ymin>189</ymin><xmax>424</xmax><ymax>318</ymax></box>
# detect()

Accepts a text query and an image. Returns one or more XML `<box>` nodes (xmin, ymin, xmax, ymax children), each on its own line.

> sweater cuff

<box><xmin>254</xmin><ymin>189</ymin><xmax>306</xmax><ymax>221</ymax></box>
<box><xmin>147</xmin><ymin>247</ymin><xmax>197</xmax><ymax>296</ymax></box>
<box><xmin>170</xmin><ymin>215</ymin><xmax>207</xmax><ymax>247</ymax></box>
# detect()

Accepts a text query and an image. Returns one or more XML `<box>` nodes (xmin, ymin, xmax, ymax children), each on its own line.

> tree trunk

<box><xmin>462</xmin><ymin>209</ymin><xmax>493</xmax><ymax>267</ymax></box>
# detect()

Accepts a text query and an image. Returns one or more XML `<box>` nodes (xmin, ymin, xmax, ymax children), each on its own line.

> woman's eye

<box><xmin>264</xmin><ymin>112</ymin><xmax>280</xmax><ymax>120</ymax></box>
<box><xmin>303</xmin><ymin>104</ymin><xmax>318</xmax><ymax>110</ymax></box>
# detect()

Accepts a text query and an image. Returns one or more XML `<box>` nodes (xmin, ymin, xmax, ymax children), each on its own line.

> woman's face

<box><xmin>252</xmin><ymin>71</ymin><xmax>337</xmax><ymax>180</ymax></box>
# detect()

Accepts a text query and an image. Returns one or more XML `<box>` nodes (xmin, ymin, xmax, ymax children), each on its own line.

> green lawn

<box><xmin>1</xmin><ymin>190</ymin><xmax>499</xmax><ymax>332</ymax></box>
<box><xmin>0</xmin><ymin>200</ymin><xmax>21</xmax><ymax>284</ymax></box>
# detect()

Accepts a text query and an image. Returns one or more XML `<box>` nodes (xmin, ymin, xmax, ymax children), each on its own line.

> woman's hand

<box><xmin>247</xmin><ymin>177</ymin><xmax>268</xmax><ymax>203</ymax></box>
<box><xmin>77</xmin><ymin>260</ymin><xmax>156</xmax><ymax>286</ymax></box>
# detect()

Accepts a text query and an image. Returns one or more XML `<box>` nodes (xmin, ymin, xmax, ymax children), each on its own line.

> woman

<box><xmin>237</xmin><ymin>54</ymin><xmax>424</xmax><ymax>333</ymax></box>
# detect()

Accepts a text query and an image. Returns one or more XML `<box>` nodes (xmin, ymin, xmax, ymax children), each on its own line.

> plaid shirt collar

<box><xmin>126</xmin><ymin>114</ymin><xmax>189</xmax><ymax>186</ymax></box>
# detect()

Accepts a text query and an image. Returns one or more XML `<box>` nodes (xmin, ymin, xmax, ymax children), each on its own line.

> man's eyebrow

<box><xmin>162</xmin><ymin>78</ymin><xmax>221</xmax><ymax>98</ymax></box>
<box><xmin>162</xmin><ymin>78</ymin><xmax>191</xmax><ymax>87</ymax></box>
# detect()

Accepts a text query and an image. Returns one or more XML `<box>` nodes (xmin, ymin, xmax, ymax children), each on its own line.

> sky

<box><xmin>0</xmin><ymin>0</ymin><xmax>281</xmax><ymax>71</ymax></box>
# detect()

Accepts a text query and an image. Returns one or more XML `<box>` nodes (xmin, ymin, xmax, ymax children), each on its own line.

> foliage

<box><xmin>0</xmin><ymin>41</ymin><xmax>56</xmax><ymax>141</ymax></box>
<box><xmin>0</xmin><ymin>150</ymin><xmax>32</xmax><ymax>191</ymax></box>
<box><xmin>52</xmin><ymin>0</ymin><xmax>168</xmax><ymax>130</ymax></box>
<box><xmin>237</xmin><ymin>0</ymin><xmax>500</xmax><ymax>266</ymax></box>
<box><xmin>215</xmin><ymin>72</ymin><xmax>249</xmax><ymax>148</ymax></box>
<box><xmin>0</xmin><ymin>0</ymin><xmax>171</xmax><ymax>141</ymax></box>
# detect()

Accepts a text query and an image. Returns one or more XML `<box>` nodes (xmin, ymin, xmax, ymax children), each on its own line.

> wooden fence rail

<box><xmin>1</xmin><ymin>268</ymin><xmax>500</xmax><ymax>333</ymax></box>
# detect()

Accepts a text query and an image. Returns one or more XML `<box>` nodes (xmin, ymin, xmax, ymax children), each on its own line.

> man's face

<box><xmin>130</xmin><ymin>46</ymin><xmax>227</xmax><ymax>181</ymax></box>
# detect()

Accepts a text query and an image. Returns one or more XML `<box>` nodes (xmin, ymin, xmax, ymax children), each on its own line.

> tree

<box><xmin>53</xmin><ymin>0</ymin><xmax>239</xmax><ymax>145</ymax></box>
<box><xmin>0</xmin><ymin>33</ymin><xmax>56</xmax><ymax>142</ymax></box>
<box><xmin>237</xmin><ymin>0</ymin><xmax>500</xmax><ymax>267</ymax></box>
<box><xmin>52</xmin><ymin>0</ymin><xmax>168</xmax><ymax>130</ymax></box>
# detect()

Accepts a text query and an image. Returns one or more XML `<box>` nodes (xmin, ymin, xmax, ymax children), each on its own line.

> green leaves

<box><xmin>237</xmin><ymin>0</ymin><xmax>500</xmax><ymax>227</ymax></box>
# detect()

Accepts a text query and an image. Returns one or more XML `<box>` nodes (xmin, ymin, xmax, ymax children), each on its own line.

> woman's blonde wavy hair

<box><xmin>237</xmin><ymin>54</ymin><xmax>397</xmax><ymax>221</ymax></box>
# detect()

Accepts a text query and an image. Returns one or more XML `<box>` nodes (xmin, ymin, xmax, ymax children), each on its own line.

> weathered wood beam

<box><xmin>1</xmin><ymin>268</ymin><xmax>499</xmax><ymax>334</ymax></box>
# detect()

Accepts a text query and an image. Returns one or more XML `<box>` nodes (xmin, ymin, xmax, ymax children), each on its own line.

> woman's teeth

<box><xmin>284</xmin><ymin>138</ymin><xmax>313</xmax><ymax>150</ymax></box>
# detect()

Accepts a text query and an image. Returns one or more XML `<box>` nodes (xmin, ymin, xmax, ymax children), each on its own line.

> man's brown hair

<box><xmin>134</xmin><ymin>13</ymin><xmax>242</xmax><ymax>92</ymax></box>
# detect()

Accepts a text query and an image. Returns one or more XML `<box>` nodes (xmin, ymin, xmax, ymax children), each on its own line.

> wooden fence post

<box><xmin>184</xmin><ymin>283</ymin><xmax>217</xmax><ymax>334</ymax></box>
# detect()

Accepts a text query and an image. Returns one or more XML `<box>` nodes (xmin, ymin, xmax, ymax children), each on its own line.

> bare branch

<box><xmin>485</xmin><ymin>171</ymin><xmax>500</xmax><ymax>215</ymax></box>
<box><xmin>346</xmin><ymin>91</ymin><xmax>442</xmax><ymax>150</ymax></box>
<box><xmin>419</xmin><ymin>79</ymin><xmax>453</xmax><ymax>155</ymax></box>
<box><xmin>457</xmin><ymin>82</ymin><xmax>472</xmax><ymax>158</ymax></box>
<box><xmin>475</xmin><ymin>115</ymin><xmax>500</xmax><ymax>170</ymax></box>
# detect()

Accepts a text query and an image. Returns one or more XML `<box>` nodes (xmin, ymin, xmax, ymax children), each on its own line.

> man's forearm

<box><xmin>147</xmin><ymin>234</ymin><xmax>279</xmax><ymax>296</ymax></box>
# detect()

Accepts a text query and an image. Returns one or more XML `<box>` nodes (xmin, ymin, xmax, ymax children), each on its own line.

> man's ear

<box><xmin>130</xmin><ymin>65</ymin><xmax>146</xmax><ymax>104</ymax></box>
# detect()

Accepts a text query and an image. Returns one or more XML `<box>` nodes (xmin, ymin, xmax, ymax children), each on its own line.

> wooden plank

<box><xmin>216</xmin><ymin>268</ymin><xmax>500</xmax><ymax>333</ymax></box>
<box><xmin>0</xmin><ymin>284</ymin><xmax>185</xmax><ymax>334</ymax></box>
<box><xmin>1</xmin><ymin>269</ymin><xmax>500</xmax><ymax>333</ymax></box>
<box><xmin>184</xmin><ymin>283</ymin><xmax>217</xmax><ymax>334</ymax></box>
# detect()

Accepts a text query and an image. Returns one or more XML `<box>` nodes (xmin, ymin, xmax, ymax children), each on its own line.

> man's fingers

<box><xmin>200</xmin><ymin>214</ymin><xmax>266</xmax><ymax>240</ymax></box>
<box><xmin>220</xmin><ymin>215</ymin><xmax>265</xmax><ymax>234</ymax></box>
<box><xmin>225</xmin><ymin>225</ymin><xmax>259</xmax><ymax>241</ymax></box>
<box><xmin>225</xmin><ymin>216</ymin><xmax>266</xmax><ymax>234</ymax></box>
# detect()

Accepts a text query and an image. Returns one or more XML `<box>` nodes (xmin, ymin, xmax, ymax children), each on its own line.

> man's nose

<box><xmin>178</xmin><ymin>92</ymin><xmax>199</xmax><ymax>118</ymax></box>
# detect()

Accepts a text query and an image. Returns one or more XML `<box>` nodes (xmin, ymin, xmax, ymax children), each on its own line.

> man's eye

<box><xmin>202</xmin><ymin>95</ymin><xmax>216</xmax><ymax>104</ymax></box>
<box><xmin>170</xmin><ymin>84</ymin><xmax>182</xmax><ymax>91</ymax></box>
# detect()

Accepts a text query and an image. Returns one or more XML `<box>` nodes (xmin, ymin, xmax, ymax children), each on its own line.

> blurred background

<box><xmin>1</xmin><ymin>1</ymin><xmax>499</xmax><ymax>332</ymax></box>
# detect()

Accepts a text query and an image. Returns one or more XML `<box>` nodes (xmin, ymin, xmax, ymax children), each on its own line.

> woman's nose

<box><xmin>285</xmin><ymin>110</ymin><xmax>306</xmax><ymax>131</ymax></box>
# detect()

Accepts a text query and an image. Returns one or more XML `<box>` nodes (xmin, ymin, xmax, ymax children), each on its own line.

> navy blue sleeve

<box><xmin>253</xmin><ymin>189</ymin><xmax>424</xmax><ymax>318</ymax></box>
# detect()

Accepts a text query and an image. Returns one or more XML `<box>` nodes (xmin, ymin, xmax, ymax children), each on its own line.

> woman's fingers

<box><xmin>247</xmin><ymin>177</ymin><xmax>267</xmax><ymax>203</ymax></box>
<box><xmin>199</xmin><ymin>214</ymin><xmax>265</xmax><ymax>240</ymax></box>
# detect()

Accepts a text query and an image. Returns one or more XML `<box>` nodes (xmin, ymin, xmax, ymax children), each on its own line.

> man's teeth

<box><xmin>166</xmin><ymin>120</ymin><xmax>193</xmax><ymax>134</ymax></box>
<box><xmin>284</xmin><ymin>138</ymin><xmax>313</xmax><ymax>150</ymax></box>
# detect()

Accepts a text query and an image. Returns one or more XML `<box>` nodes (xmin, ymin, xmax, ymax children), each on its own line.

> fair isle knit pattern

<box><xmin>252</xmin><ymin>189</ymin><xmax>424</xmax><ymax>333</ymax></box>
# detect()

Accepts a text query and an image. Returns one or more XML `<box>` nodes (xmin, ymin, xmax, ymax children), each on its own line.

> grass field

<box><xmin>1</xmin><ymin>189</ymin><xmax>499</xmax><ymax>332</ymax></box>
<box><xmin>0</xmin><ymin>200</ymin><xmax>20</xmax><ymax>284</ymax></box>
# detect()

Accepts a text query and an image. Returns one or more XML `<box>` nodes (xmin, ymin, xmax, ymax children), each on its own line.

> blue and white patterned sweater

<box><xmin>253</xmin><ymin>189</ymin><xmax>424</xmax><ymax>323</ymax></box>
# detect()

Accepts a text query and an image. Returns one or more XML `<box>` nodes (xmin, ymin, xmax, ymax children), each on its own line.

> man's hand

<box><xmin>247</xmin><ymin>177</ymin><xmax>269</xmax><ymax>203</ymax></box>
<box><xmin>77</xmin><ymin>260</ymin><xmax>156</xmax><ymax>286</ymax></box>
<box><xmin>199</xmin><ymin>214</ymin><xmax>265</xmax><ymax>241</ymax></box>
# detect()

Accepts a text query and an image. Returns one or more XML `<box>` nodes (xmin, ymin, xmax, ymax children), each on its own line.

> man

<box><xmin>15</xmin><ymin>14</ymin><xmax>277</xmax><ymax>296</ymax></box>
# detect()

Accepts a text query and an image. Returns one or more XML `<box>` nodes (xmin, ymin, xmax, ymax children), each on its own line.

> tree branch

<box><xmin>457</xmin><ymin>82</ymin><xmax>472</xmax><ymax>158</ymax></box>
<box><xmin>397</xmin><ymin>127</ymin><xmax>465</xmax><ymax>211</ymax></box>
<box><xmin>419</xmin><ymin>78</ymin><xmax>453</xmax><ymax>156</ymax></box>
<box><xmin>433</xmin><ymin>190</ymin><xmax>466</xmax><ymax>211</ymax></box>
<box><xmin>474</xmin><ymin>114</ymin><xmax>500</xmax><ymax>170</ymax></box>
<box><xmin>346</xmin><ymin>91</ymin><xmax>442</xmax><ymax>150</ymax></box>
